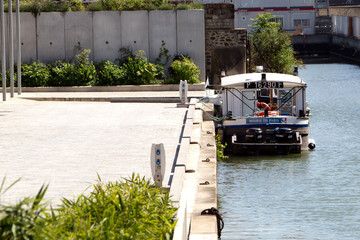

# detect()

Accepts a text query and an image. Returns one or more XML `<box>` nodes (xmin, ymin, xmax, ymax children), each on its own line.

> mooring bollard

<box><xmin>151</xmin><ymin>143</ymin><xmax>166</xmax><ymax>187</ymax></box>
<box><xmin>179</xmin><ymin>80</ymin><xmax>188</xmax><ymax>104</ymax></box>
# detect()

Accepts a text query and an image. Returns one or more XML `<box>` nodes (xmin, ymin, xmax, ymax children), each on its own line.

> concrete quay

<box><xmin>0</xmin><ymin>89</ymin><xmax>219</xmax><ymax>239</ymax></box>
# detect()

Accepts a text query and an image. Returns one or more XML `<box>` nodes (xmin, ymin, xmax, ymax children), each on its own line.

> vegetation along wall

<box><xmin>4</xmin><ymin>10</ymin><xmax>206</xmax><ymax>81</ymax></box>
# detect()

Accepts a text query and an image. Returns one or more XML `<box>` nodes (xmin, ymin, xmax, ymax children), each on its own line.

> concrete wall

<box><xmin>37</xmin><ymin>13</ymin><xmax>65</xmax><ymax>63</ymax></box>
<box><xmin>2</xmin><ymin>10</ymin><xmax>205</xmax><ymax>82</ymax></box>
<box><xmin>177</xmin><ymin>10</ymin><xmax>206</xmax><ymax>82</ymax></box>
<box><xmin>93</xmin><ymin>11</ymin><xmax>122</xmax><ymax>63</ymax></box>
<box><xmin>20</xmin><ymin>13</ymin><xmax>37</xmax><ymax>63</ymax></box>
<box><xmin>121</xmin><ymin>11</ymin><xmax>149</xmax><ymax>58</ymax></box>
<box><xmin>149</xmin><ymin>11</ymin><xmax>177</xmax><ymax>64</ymax></box>
<box><xmin>65</xmin><ymin>12</ymin><xmax>94</xmax><ymax>61</ymax></box>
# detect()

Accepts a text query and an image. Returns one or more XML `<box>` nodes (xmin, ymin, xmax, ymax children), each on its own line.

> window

<box><xmin>270</xmin><ymin>17</ymin><xmax>284</xmax><ymax>29</ymax></box>
<box><xmin>294</xmin><ymin>19</ymin><xmax>310</xmax><ymax>27</ymax></box>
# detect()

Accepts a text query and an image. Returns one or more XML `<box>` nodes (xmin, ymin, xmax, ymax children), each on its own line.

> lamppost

<box><xmin>16</xmin><ymin>0</ymin><xmax>21</xmax><ymax>95</ymax></box>
<box><xmin>1</xmin><ymin>0</ymin><xmax>6</xmax><ymax>101</ymax></box>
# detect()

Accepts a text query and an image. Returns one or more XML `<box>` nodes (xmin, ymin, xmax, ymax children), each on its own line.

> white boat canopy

<box><xmin>221</xmin><ymin>72</ymin><xmax>306</xmax><ymax>88</ymax></box>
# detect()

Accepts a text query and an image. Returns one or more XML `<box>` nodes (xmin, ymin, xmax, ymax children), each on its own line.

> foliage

<box><xmin>47</xmin><ymin>50</ymin><xmax>97</xmax><ymax>86</ymax></box>
<box><xmin>215</xmin><ymin>135</ymin><xmax>228</xmax><ymax>161</ymax></box>
<box><xmin>0</xmin><ymin>185</ymin><xmax>48</xmax><ymax>240</ymax></box>
<box><xmin>121</xmin><ymin>50</ymin><xmax>158</xmax><ymax>85</ymax></box>
<box><xmin>176</xmin><ymin>3</ymin><xmax>191</xmax><ymax>10</ymax></box>
<box><xmin>154</xmin><ymin>42</ymin><xmax>171</xmax><ymax>66</ymax></box>
<box><xmin>17</xmin><ymin>0</ymin><xmax>200</xmax><ymax>12</ymax></box>
<box><xmin>5</xmin><ymin>46</ymin><xmax>200</xmax><ymax>87</ymax></box>
<box><xmin>0</xmin><ymin>174</ymin><xmax>177</xmax><ymax>239</ymax></box>
<box><xmin>249</xmin><ymin>13</ymin><xmax>303</xmax><ymax>74</ymax></box>
<box><xmin>48</xmin><ymin>61</ymin><xmax>79</xmax><ymax>86</ymax></box>
<box><xmin>73</xmin><ymin>49</ymin><xmax>97</xmax><ymax>86</ymax></box>
<box><xmin>158</xmin><ymin>3</ymin><xmax>173</xmax><ymax>10</ymax></box>
<box><xmin>93</xmin><ymin>60</ymin><xmax>125</xmax><ymax>86</ymax></box>
<box><xmin>167</xmin><ymin>56</ymin><xmax>199</xmax><ymax>84</ymax></box>
<box><xmin>99</xmin><ymin>0</ymin><xmax>121</xmax><ymax>11</ymax></box>
<box><xmin>0</xmin><ymin>68</ymin><xmax>17</xmax><ymax>88</ymax></box>
<box><xmin>88</xmin><ymin>1</ymin><xmax>103</xmax><ymax>11</ymax></box>
<box><xmin>21</xmin><ymin>61</ymin><xmax>50</xmax><ymax>87</ymax></box>
<box><xmin>117</xmin><ymin>47</ymin><xmax>137</xmax><ymax>66</ymax></box>
<box><xmin>190</xmin><ymin>2</ymin><xmax>203</xmax><ymax>9</ymax></box>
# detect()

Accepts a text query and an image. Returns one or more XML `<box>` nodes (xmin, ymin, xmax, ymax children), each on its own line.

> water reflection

<box><xmin>218</xmin><ymin>63</ymin><xmax>360</xmax><ymax>240</ymax></box>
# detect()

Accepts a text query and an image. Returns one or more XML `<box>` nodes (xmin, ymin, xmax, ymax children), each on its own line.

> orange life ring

<box><xmin>255</xmin><ymin>111</ymin><xmax>279</xmax><ymax>116</ymax></box>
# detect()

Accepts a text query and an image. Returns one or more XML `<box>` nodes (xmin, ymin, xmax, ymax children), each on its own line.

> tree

<box><xmin>249</xmin><ymin>13</ymin><xmax>303</xmax><ymax>74</ymax></box>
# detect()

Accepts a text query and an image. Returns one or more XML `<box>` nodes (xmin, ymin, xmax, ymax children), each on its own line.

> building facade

<box><xmin>201</xmin><ymin>0</ymin><xmax>317</xmax><ymax>34</ymax></box>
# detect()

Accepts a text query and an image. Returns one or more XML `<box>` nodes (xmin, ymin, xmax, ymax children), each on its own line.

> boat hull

<box><xmin>220</xmin><ymin>116</ymin><xmax>309</xmax><ymax>155</ymax></box>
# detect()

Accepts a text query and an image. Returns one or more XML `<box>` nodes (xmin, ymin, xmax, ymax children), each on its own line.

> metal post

<box><xmin>16</xmin><ymin>0</ymin><xmax>20</xmax><ymax>94</ymax></box>
<box><xmin>1</xmin><ymin>0</ymin><xmax>6</xmax><ymax>101</ymax></box>
<box><xmin>8</xmin><ymin>0</ymin><xmax>14</xmax><ymax>97</ymax></box>
<box><xmin>151</xmin><ymin>143</ymin><xmax>166</xmax><ymax>188</ymax></box>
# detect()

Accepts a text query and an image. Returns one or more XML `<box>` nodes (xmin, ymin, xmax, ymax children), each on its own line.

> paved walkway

<box><xmin>0</xmin><ymin>92</ymin><xmax>194</xmax><ymax>205</ymax></box>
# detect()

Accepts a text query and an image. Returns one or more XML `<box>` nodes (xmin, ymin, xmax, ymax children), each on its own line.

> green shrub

<box><xmin>167</xmin><ymin>56</ymin><xmax>199</xmax><ymax>84</ymax></box>
<box><xmin>176</xmin><ymin>3</ymin><xmax>190</xmax><ymax>10</ymax></box>
<box><xmin>39</xmin><ymin>0</ymin><xmax>56</xmax><ymax>12</ymax></box>
<box><xmin>48</xmin><ymin>50</ymin><xmax>97</xmax><ymax>86</ymax></box>
<box><xmin>0</xmin><ymin>174</ymin><xmax>177</xmax><ymax>239</ymax></box>
<box><xmin>93</xmin><ymin>60</ymin><xmax>125</xmax><ymax>86</ymax></box>
<box><xmin>0</xmin><ymin>184</ymin><xmax>48</xmax><ymax>240</ymax></box>
<box><xmin>48</xmin><ymin>61</ymin><xmax>78</xmax><ymax>86</ymax></box>
<box><xmin>121</xmin><ymin>50</ymin><xmax>158</xmax><ymax>85</ymax></box>
<box><xmin>120</xmin><ymin>0</ymin><xmax>147</xmax><ymax>10</ymax></box>
<box><xmin>75</xmin><ymin>63</ymin><xmax>97</xmax><ymax>86</ymax></box>
<box><xmin>21</xmin><ymin>61</ymin><xmax>50</xmax><ymax>87</ymax></box>
<box><xmin>158</xmin><ymin>3</ymin><xmax>174</xmax><ymax>10</ymax></box>
<box><xmin>190</xmin><ymin>2</ymin><xmax>203</xmax><ymax>9</ymax></box>
<box><xmin>215</xmin><ymin>135</ymin><xmax>228</xmax><ymax>160</ymax></box>
<box><xmin>73</xmin><ymin>49</ymin><xmax>98</xmax><ymax>86</ymax></box>
<box><xmin>100</xmin><ymin>0</ymin><xmax>120</xmax><ymax>10</ymax></box>
<box><xmin>87</xmin><ymin>1</ymin><xmax>103</xmax><ymax>11</ymax></box>
<box><xmin>67</xmin><ymin>0</ymin><xmax>85</xmax><ymax>11</ymax></box>
<box><xmin>0</xmin><ymin>68</ymin><xmax>17</xmax><ymax>88</ymax></box>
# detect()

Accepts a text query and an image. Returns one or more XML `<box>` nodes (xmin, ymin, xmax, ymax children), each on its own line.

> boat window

<box><xmin>257</xmin><ymin>89</ymin><xmax>277</xmax><ymax>105</ymax></box>
<box><xmin>278</xmin><ymin>89</ymin><xmax>293</xmax><ymax>116</ymax></box>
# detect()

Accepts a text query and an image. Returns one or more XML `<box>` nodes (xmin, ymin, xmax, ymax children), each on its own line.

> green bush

<box><xmin>121</xmin><ymin>51</ymin><xmax>158</xmax><ymax>85</ymax></box>
<box><xmin>93</xmin><ymin>60</ymin><xmax>125</xmax><ymax>86</ymax></box>
<box><xmin>176</xmin><ymin>3</ymin><xmax>190</xmax><ymax>10</ymax></box>
<box><xmin>0</xmin><ymin>174</ymin><xmax>177</xmax><ymax>239</ymax></box>
<box><xmin>190</xmin><ymin>2</ymin><xmax>204</xmax><ymax>9</ymax></box>
<box><xmin>167</xmin><ymin>56</ymin><xmax>199</xmax><ymax>84</ymax></box>
<box><xmin>73</xmin><ymin>49</ymin><xmax>98</xmax><ymax>86</ymax></box>
<box><xmin>99</xmin><ymin>0</ymin><xmax>120</xmax><ymax>11</ymax></box>
<box><xmin>158</xmin><ymin>3</ymin><xmax>174</xmax><ymax>10</ymax></box>
<box><xmin>88</xmin><ymin>1</ymin><xmax>103</xmax><ymax>11</ymax></box>
<box><xmin>21</xmin><ymin>61</ymin><xmax>50</xmax><ymax>87</ymax></box>
<box><xmin>74</xmin><ymin>63</ymin><xmax>97</xmax><ymax>86</ymax></box>
<box><xmin>48</xmin><ymin>61</ymin><xmax>78</xmax><ymax>86</ymax></box>
<box><xmin>0</xmin><ymin>68</ymin><xmax>17</xmax><ymax>88</ymax></box>
<box><xmin>17</xmin><ymin>0</ymin><xmax>202</xmax><ymax>12</ymax></box>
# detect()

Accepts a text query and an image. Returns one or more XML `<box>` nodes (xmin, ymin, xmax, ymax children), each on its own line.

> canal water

<box><xmin>218</xmin><ymin>63</ymin><xmax>360</xmax><ymax>239</ymax></box>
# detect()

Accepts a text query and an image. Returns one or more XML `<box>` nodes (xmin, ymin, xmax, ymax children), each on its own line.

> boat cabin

<box><xmin>221</xmin><ymin>72</ymin><xmax>307</xmax><ymax>119</ymax></box>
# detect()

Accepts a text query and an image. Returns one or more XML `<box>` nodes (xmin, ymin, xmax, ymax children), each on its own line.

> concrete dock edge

<box><xmin>171</xmin><ymin>99</ymin><xmax>218</xmax><ymax>240</ymax></box>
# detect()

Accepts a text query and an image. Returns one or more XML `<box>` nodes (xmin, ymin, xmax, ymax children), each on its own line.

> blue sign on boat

<box><xmin>246</xmin><ymin>118</ymin><xmax>284</xmax><ymax>124</ymax></box>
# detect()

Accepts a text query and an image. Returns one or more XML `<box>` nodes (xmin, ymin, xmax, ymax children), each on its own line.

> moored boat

<box><xmin>216</xmin><ymin>71</ymin><xmax>314</xmax><ymax>155</ymax></box>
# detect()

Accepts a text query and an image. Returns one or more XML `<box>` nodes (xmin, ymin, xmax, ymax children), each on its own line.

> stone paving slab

<box><xmin>0</xmin><ymin>97</ymin><xmax>187</xmax><ymax>206</ymax></box>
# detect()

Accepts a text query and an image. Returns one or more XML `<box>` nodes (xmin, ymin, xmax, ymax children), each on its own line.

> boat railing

<box><xmin>227</xmin><ymin>88</ymin><xmax>257</xmax><ymax>113</ymax></box>
<box><xmin>276</xmin><ymin>87</ymin><xmax>305</xmax><ymax>116</ymax></box>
